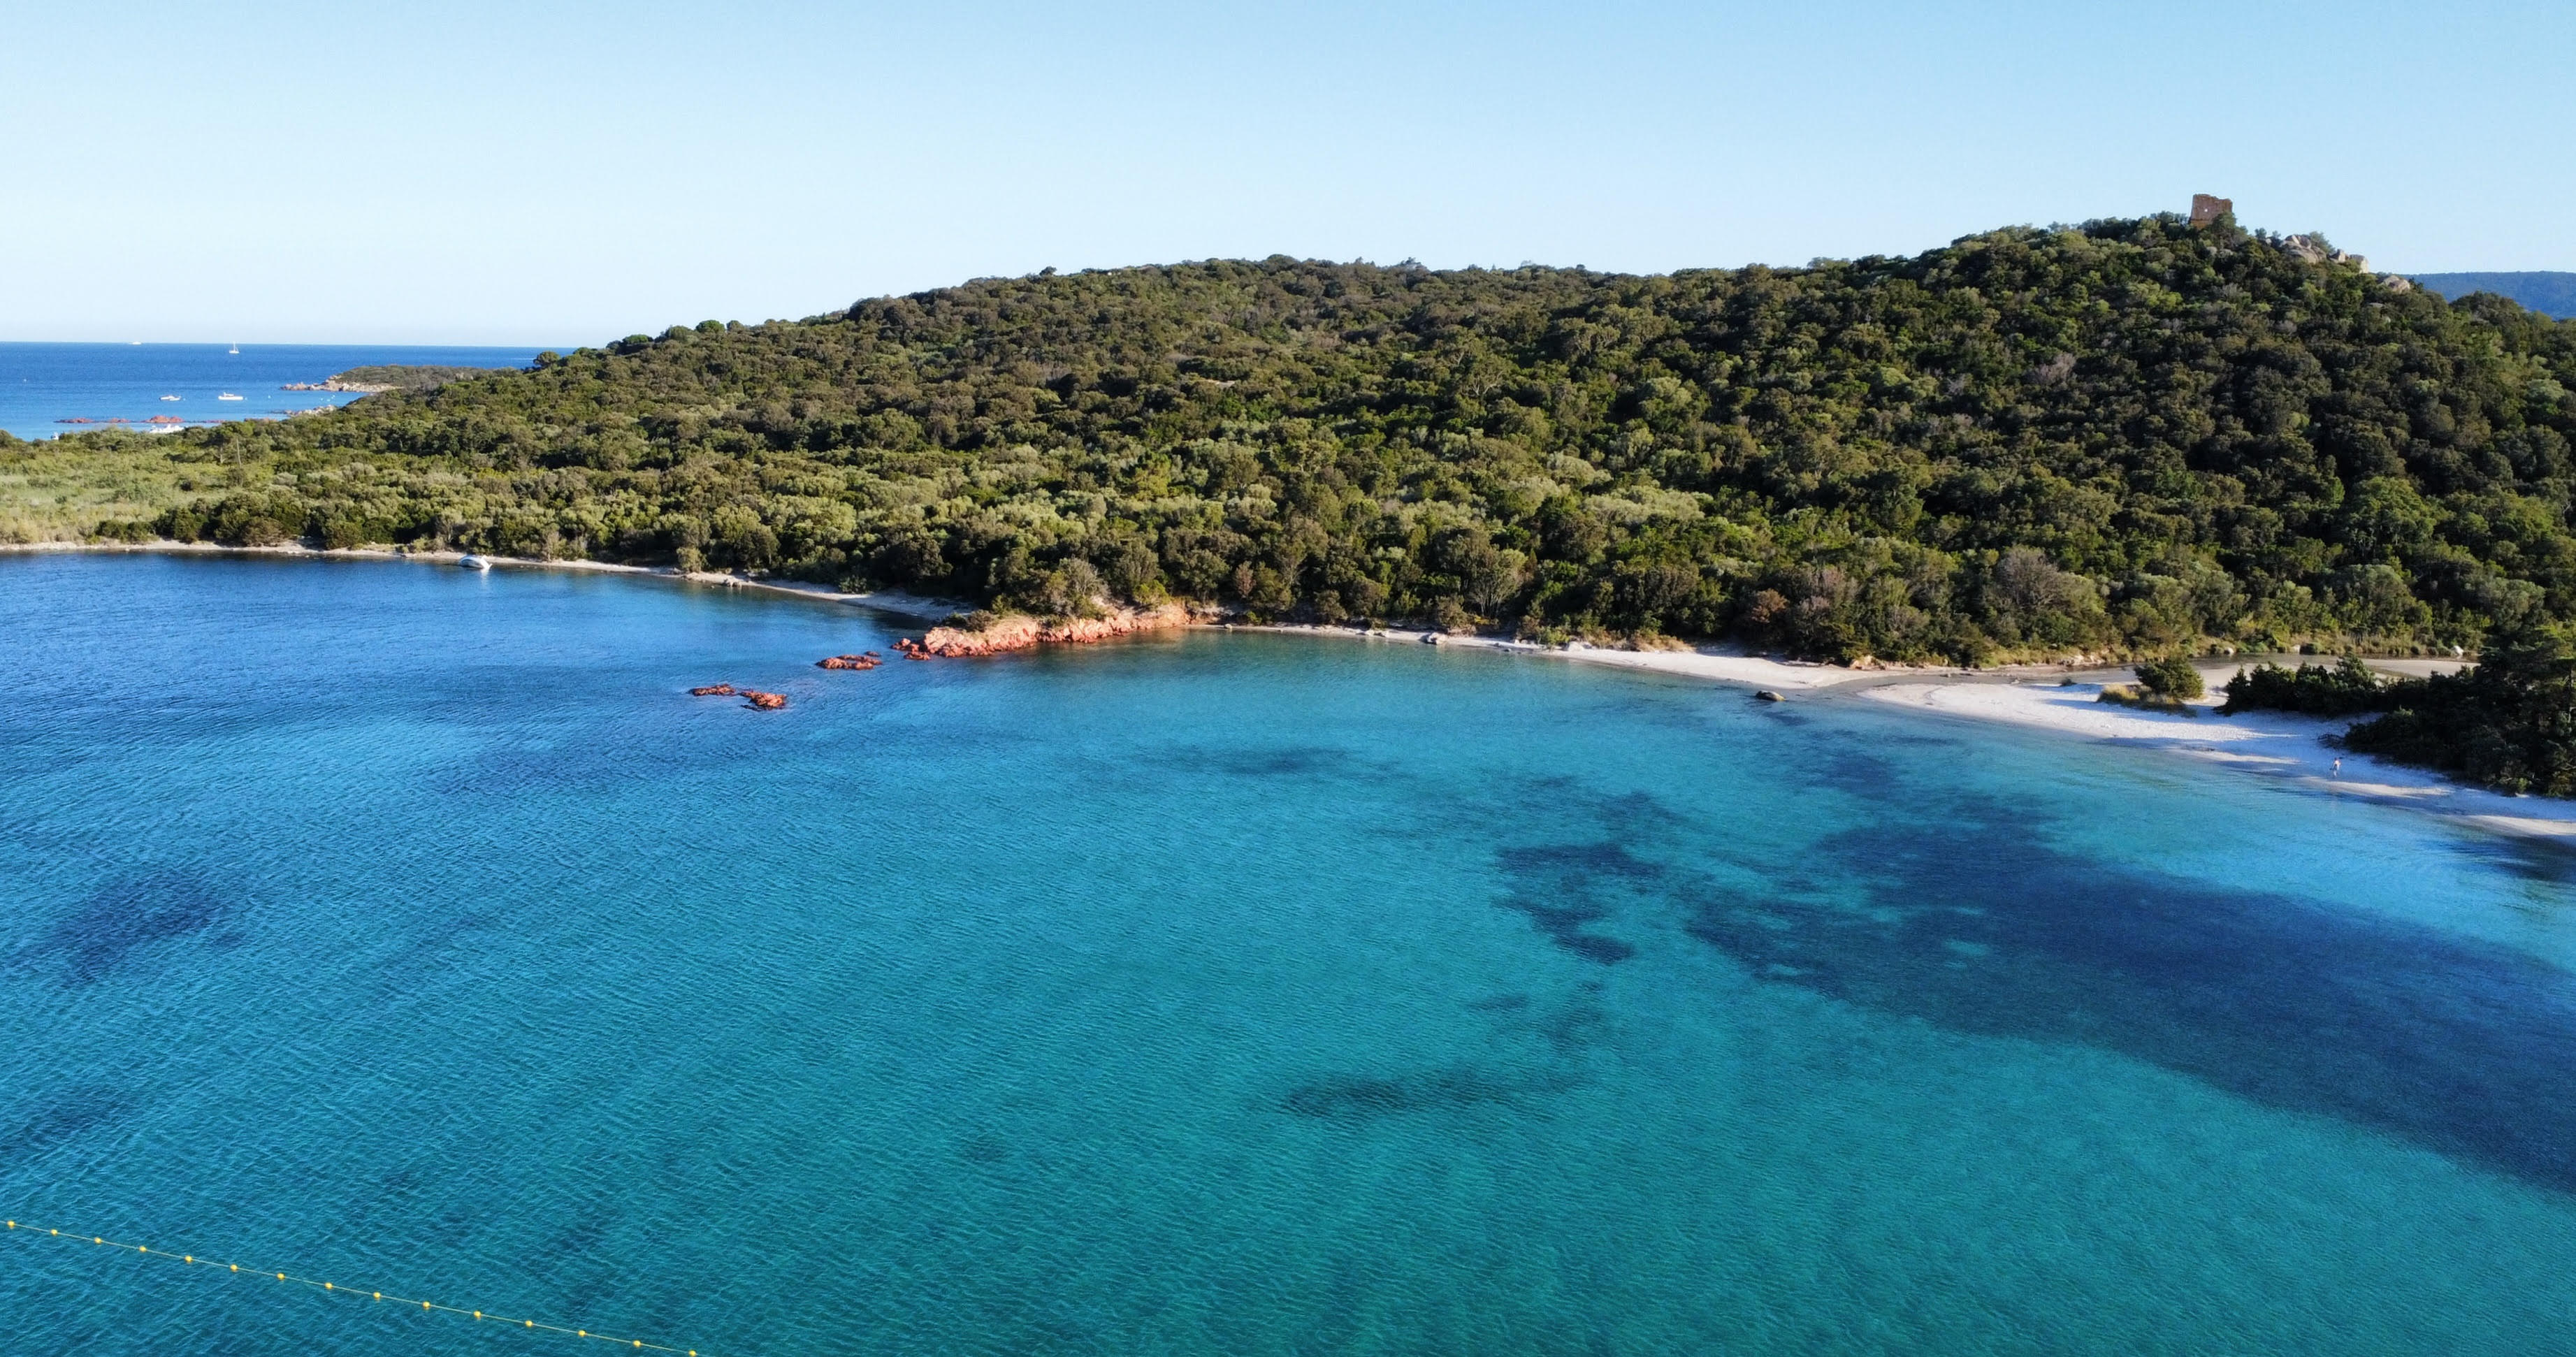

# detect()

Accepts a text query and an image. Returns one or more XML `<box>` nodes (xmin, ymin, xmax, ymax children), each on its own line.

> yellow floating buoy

<box><xmin>13</xmin><ymin>1216</ymin><xmax>701</xmax><ymax>1353</ymax></box>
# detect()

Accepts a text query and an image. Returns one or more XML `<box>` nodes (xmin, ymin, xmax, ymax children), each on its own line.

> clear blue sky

<box><xmin>7</xmin><ymin>1</ymin><xmax>2569</xmax><ymax>344</ymax></box>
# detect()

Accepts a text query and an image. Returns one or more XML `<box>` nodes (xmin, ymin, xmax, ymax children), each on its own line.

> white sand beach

<box><xmin>1259</xmin><ymin>621</ymin><xmax>2568</xmax><ymax>836</ymax></box>
<box><xmin>1251</xmin><ymin>623</ymin><xmax>1914</xmax><ymax>691</ymax></box>
<box><xmin>1855</xmin><ymin>678</ymin><xmax>2576</xmax><ymax>834</ymax></box>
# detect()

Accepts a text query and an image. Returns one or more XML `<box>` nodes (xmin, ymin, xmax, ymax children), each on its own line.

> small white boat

<box><xmin>458</xmin><ymin>554</ymin><xmax>493</xmax><ymax>571</ymax></box>
<box><xmin>216</xmin><ymin>393</ymin><xmax>243</xmax><ymax>401</ymax></box>
<box><xmin>161</xmin><ymin>395</ymin><xmax>180</xmax><ymax>401</ymax></box>
<box><xmin>228</xmin><ymin>344</ymin><xmax>240</xmax><ymax>354</ymax></box>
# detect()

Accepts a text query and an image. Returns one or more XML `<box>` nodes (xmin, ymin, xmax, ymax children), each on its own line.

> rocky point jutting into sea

<box><xmin>904</xmin><ymin>603</ymin><xmax>1196</xmax><ymax>658</ymax></box>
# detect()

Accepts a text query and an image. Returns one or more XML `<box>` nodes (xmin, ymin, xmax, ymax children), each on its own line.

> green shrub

<box><xmin>2099</xmin><ymin>683</ymin><xmax>2197</xmax><ymax>716</ymax></box>
<box><xmin>2219</xmin><ymin>657</ymin><xmax>2389</xmax><ymax>716</ymax></box>
<box><xmin>2341</xmin><ymin>624</ymin><xmax>2576</xmax><ymax>795</ymax></box>
<box><xmin>2134</xmin><ymin>655</ymin><xmax>2205</xmax><ymax>700</ymax></box>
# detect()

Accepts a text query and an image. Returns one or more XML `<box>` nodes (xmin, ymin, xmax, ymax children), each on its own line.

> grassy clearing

<box><xmin>0</xmin><ymin>435</ymin><xmax>219</xmax><ymax>543</ymax></box>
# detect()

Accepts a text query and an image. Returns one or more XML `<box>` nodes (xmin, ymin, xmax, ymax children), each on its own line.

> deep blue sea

<box><xmin>0</xmin><ymin>344</ymin><xmax>556</xmax><ymax>440</ymax></box>
<box><xmin>4</xmin><ymin>553</ymin><xmax>2575</xmax><ymax>1355</ymax></box>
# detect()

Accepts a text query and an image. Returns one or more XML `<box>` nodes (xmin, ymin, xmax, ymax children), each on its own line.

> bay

<box><xmin>2</xmin><ymin>553</ymin><xmax>2573</xmax><ymax>1355</ymax></box>
<box><xmin>0</xmin><ymin>344</ymin><xmax>556</xmax><ymax>440</ymax></box>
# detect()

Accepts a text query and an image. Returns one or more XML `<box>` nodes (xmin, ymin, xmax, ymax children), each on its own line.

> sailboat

<box><xmin>228</xmin><ymin>343</ymin><xmax>240</xmax><ymax>354</ymax></box>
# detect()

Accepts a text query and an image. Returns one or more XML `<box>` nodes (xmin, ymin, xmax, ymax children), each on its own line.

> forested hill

<box><xmin>38</xmin><ymin>212</ymin><xmax>2576</xmax><ymax>662</ymax></box>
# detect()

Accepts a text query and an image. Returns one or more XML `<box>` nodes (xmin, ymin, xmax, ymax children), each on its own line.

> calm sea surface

<box><xmin>4</xmin><ymin>554</ymin><xmax>2574</xmax><ymax>1355</ymax></box>
<box><xmin>0</xmin><ymin>344</ymin><xmax>554</xmax><ymax>440</ymax></box>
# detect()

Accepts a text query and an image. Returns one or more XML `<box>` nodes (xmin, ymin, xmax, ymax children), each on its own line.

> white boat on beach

<box><xmin>458</xmin><ymin>554</ymin><xmax>493</xmax><ymax>571</ymax></box>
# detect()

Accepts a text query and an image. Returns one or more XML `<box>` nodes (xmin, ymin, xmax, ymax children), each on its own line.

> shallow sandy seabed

<box><xmin>0</xmin><ymin>539</ymin><xmax>964</xmax><ymax>622</ymax></box>
<box><xmin>1256</xmin><ymin>623</ymin><xmax>2570</xmax><ymax>839</ymax></box>
<box><xmin>1855</xmin><ymin>680</ymin><xmax>2576</xmax><ymax>837</ymax></box>
<box><xmin>12</xmin><ymin>543</ymin><xmax>2559</xmax><ymax>837</ymax></box>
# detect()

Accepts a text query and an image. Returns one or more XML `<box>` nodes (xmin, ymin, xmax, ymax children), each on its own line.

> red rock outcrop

<box><xmin>816</xmin><ymin>653</ymin><xmax>883</xmax><ymax>670</ymax></box>
<box><xmin>901</xmin><ymin>604</ymin><xmax>1189</xmax><ymax>658</ymax></box>
<box><xmin>689</xmin><ymin>684</ymin><xmax>738</xmax><ymax>697</ymax></box>
<box><xmin>743</xmin><ymin>690</ymin><xmax>788</xmax><ymax>710</ymax></box>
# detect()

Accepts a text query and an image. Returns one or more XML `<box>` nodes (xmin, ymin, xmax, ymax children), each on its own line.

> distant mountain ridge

<box><xmin>2412</xmin><ymin>272</ymin><xmax>2576</xmax><ymax>319</ymax></box>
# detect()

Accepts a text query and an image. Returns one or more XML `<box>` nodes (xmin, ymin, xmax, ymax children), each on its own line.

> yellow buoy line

<box><xmin>3</xmin><ymin>1217</ymin><xmax>705</xmax><ymax>1354</ymax></box>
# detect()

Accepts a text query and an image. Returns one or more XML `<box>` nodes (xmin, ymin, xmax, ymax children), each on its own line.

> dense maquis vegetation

<box><xmin>2220</xmin><ymin>655</ymin><xmax>2392</xmax><ymax>716</ymax></box>
<box><xmin>2338</xmin><ymin>626</ymin><xmax>2576</xmax><ymax>795</ymax></box>
<box><xmin>2216</xmin><ymin>639</ymin><xmax>2576</xmax><ymax>795</ymax></box>
<box><xmin>34</xmin><ymin>211</ymin><xmax>2576</xmax><ymax>663</ymax></box>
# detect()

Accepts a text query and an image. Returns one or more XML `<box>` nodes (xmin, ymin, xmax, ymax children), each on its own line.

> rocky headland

<box><xmin>902</xmin><ymin>604</ymin><xmax>1192</xmax><ymax>658</ymax></box>
<box><xmin>282</xmin><ymin>364</ymin><xmax>508</xmax><ymax>394</ymax></box>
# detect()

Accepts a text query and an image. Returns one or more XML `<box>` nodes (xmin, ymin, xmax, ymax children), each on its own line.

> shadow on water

<box><xmin>24</xmin><ymin>871</ymin><xmax>235</xmax><ymax>985</ymax></box>
<box><xmin>1601</xmin><ymin>736</ymin><xmax>2576</xmax><ymax>1195</ymax></box>
<box><xmin>2442</xmin><ymin>827</ymin><xmax>2576</xmax><ymax>890</ymax></box>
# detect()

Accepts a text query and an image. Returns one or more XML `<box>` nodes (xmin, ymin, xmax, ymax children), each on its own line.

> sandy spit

<box><xmin>1857</xmin><ymin>679</ymin><xmax>2576</xmax><ymax>836</ymax></box>
<box><xmin>1252</xmin><ymin>622</ymin><xmax>2570</xmax><ymax>836</ymax></box>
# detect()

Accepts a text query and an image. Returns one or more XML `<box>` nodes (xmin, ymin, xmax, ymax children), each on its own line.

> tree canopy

<box><xmin>45</xmin><ymin>212</ymin><xmax>2576</xmax><ymax>662</ymax></box>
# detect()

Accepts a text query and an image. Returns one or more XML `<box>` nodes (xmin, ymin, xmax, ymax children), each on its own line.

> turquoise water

<box><xmin>4</xmin><ymin>554</ymin><xmax>2575</xmax><ymax>1355</ymax></box>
